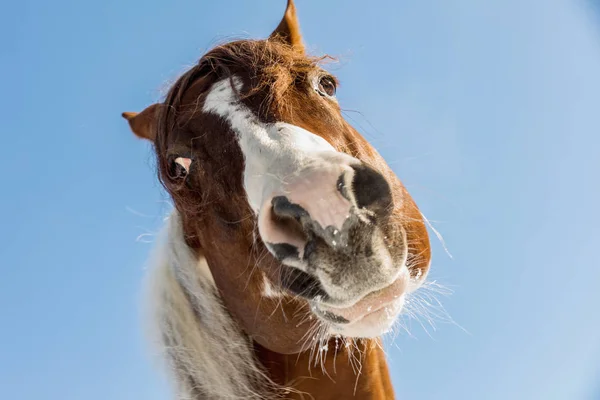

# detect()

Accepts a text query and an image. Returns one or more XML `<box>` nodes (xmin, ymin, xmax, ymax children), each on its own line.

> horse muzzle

<box><xmin>256</xmin><ymin>158</ymin><xmax>410</xmax><ymax>336</ymax></box>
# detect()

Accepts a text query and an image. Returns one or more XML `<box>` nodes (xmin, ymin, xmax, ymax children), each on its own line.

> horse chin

<box><xmin>326</xmin><ymin>295</ymin><xmax>406</xmax><ymax>338</ymax></box>
<box><xmin>311</xmin><ymin>268</ymin><xmax>412</xmax><ymax>339</ymax></box>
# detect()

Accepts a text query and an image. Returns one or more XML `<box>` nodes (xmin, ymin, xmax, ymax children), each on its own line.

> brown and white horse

<box><xmin>123</xmin><ymin>1</ymin><xmax>431</xmax><ymax>398</ymax></box>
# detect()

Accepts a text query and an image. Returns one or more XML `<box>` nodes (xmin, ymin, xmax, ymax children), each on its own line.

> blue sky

<box><xmin>2</xmin><ymin>0</ymin><xmax>600</xmax><ymax>399</ymax></box>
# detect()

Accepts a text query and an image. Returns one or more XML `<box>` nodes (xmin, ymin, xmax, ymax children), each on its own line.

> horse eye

<box><xmin>168</xmin><ymin>156</ymin><xmax>191</xmax><ymax>179</ymax></box>
<box><xmin>317</xmin><ymin>76</ymin><xmax>336</xmax><ymax>97</ymax></box>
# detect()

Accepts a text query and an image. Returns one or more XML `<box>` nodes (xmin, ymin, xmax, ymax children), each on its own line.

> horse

<box><xmin>122</xmin><ymin>1</ymin><xmax>431</xmax><ymax>398</ymax></box>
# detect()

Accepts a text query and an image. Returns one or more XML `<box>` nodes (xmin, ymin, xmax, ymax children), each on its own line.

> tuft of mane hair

<box><xmin>144</xmin><ymin>211</ymin><xmax>288</xmax><ymax>399</ymax></box>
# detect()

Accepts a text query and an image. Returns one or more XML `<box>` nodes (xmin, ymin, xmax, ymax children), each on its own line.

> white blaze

<box><xmin>202</xmin><ymin>76</ymin><xmax>356</xmax><ymax>216</ymax></box>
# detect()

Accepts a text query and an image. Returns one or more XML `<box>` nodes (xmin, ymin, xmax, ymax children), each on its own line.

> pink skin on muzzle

<box><xmin>257</xmin><ymin>163</ymin><xmax>407</xmax><ymax>324</ymax></box>
<box><xmin>258</xmin><ymin>165</ymin><xmax>353</xmax><ymax>257</ymax></box>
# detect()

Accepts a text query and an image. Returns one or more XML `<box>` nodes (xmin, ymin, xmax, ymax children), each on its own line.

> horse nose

<box><xmin>348</xmin><ymin>164</ymin><xmax>393</xmax><ymax>216</ymax></box>
<box><xmin>258</xmin><ymin>163</ymin><xmax>392</xmax><ymax>262</ymax></box>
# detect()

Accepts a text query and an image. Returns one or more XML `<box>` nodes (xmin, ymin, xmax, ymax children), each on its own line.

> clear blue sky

<box><xmin>2</xmin><ymin>0</ymin><xmax>600</xmax><ymax>399</ymax></box>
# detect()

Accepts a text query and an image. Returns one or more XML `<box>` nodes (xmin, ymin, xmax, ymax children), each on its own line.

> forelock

<box><xmin>157</xmin><ymin>39</ymin><xmax>335</xmax><ymax>140</ymax></box>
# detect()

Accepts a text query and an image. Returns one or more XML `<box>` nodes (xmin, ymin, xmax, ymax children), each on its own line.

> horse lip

<box><xmin>314</xmin><ymin>272</ymin><xmax>409</xmax><ymax>323</ymax></box>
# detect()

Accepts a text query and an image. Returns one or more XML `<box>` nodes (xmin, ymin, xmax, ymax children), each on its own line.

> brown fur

<box><xmin>124</xmin><ymin>1</ymin><xmax>431</xmax><ymax>398</ymax></box>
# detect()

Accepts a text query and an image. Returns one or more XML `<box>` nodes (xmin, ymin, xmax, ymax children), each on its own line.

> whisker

<box><xmin>421</xmin><ymin>212</ymin><xmax>453</xmax><ymax>259</ymax></box>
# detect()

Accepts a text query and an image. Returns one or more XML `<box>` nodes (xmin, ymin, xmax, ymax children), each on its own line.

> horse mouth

<box><xmin>311</xmin><ymin>270</ymin><xmax>409</xmax><ymax>327</ymax></box>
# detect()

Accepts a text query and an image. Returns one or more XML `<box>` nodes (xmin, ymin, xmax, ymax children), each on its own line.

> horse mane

<box><xmin>144</xmin><ymin>211</ymin><xmax>283</xmax><ymax>399</ymax></box>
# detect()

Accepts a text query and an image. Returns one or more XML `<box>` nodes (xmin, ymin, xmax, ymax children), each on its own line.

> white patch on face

<box><xmin>262</xmin><ymin>275</ymin><xmax>282</xmax><ymax>298</ymax></box>
<box><xmin>202</xmin><ymin>76</ymin><xmax>357</xmax><ymax>216</ymax></box>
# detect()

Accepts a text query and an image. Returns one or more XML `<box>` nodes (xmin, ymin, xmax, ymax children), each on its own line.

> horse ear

<box><xmin>269</xmin><ymin>0</ymin><xmax>305</xmax><ymax>53</ymax></box>
<box><xmin>121</xmin><ymin>103</ymin><xmax>160</xmax><ymax>141</ymax></box>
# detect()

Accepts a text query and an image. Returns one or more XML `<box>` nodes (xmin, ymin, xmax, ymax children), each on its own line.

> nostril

<box><xmin>350</xmin><ymin>164</ymin><xmax>393</xmax><ymax>213</ymax></box>
<box><xmin>271</xmin><ymin>196</ymin><xmax>309</xmax><ymax>221</ymax></box>
<box><xmin>270</xmin><ymin>196</ymin><xmax>308</xmax><ymax>240</ymax></box>
<box><xmin>258</xmin><ymin>197</ymin><xmax>308</xmax><ymax>261</ymax></box>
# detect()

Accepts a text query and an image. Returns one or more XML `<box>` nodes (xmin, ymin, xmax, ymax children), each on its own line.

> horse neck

<box><xmin>154</xmin><ymin>211</ymin><xmax>395</xmax><ymax>399</ymax></box>
<box><xmin>254</xmin><ymin>339</ymin><xmax>396</xmax><ymax>400</ymax></box>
